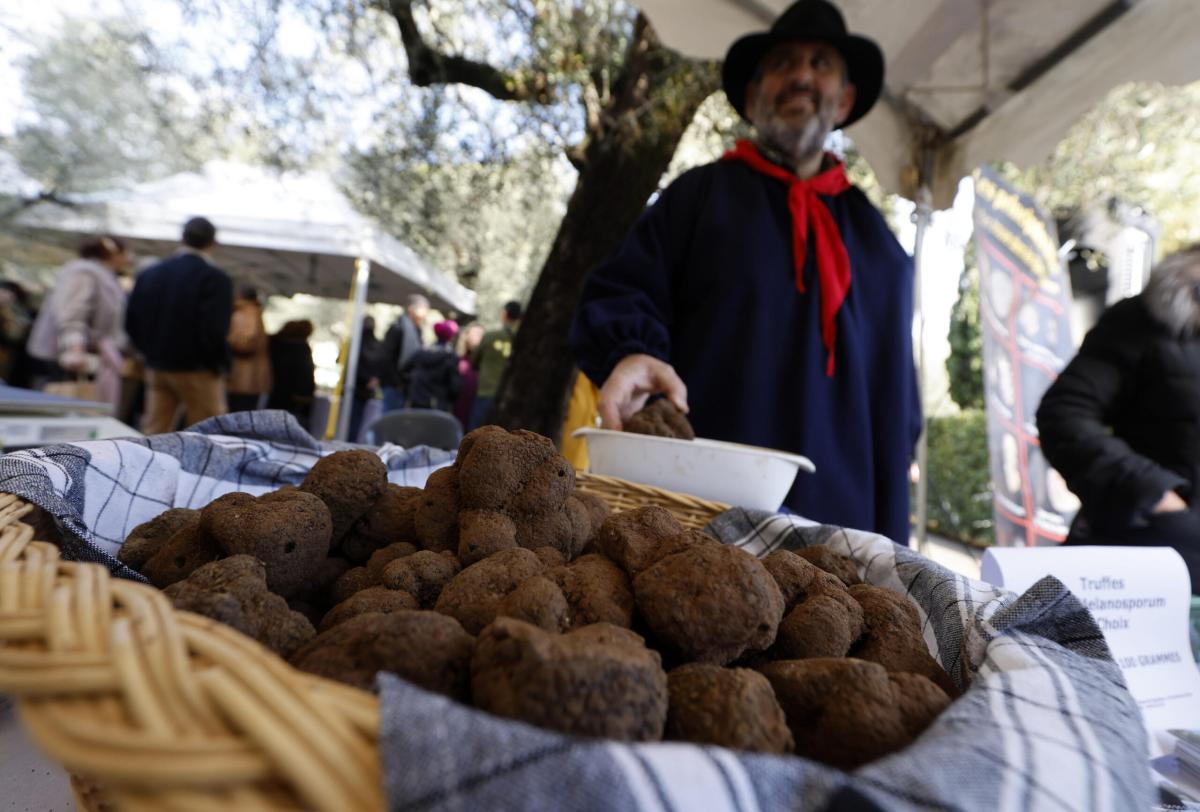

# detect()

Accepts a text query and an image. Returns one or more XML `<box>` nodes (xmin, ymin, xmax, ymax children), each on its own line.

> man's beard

<box><xmin>748</xmin><ymin>84</ymin><xmax>836</xmax><ymax>168</ymax></box>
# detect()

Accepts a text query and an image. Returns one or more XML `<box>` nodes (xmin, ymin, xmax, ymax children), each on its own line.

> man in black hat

<box><xmin>570</xmin><ymin>0</ymin><xmax>920</xmax><ymax>544</ymax></box>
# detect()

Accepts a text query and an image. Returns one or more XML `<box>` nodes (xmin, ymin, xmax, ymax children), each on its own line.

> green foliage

<box><xmin>946</xmin><ymin>244</ymin><xmax>983</xmax><ymax>411</ymax></box>
<box><xmin>1004</xmin><ymin>80</ymin><xmax>1200</xmax><ymax>254</ymax></box>
<box><xmin>343</xmin><ymin>91</ymin><xmax>571</xmax><ymax>321</ymax></box>
<box><xmin>6</xmin><ymin>19</ymin><xmax>218</xmax><ymax>194</ymax></box>
<box><xmin>924</xmin><ymin>410</ymin><xmax>994</xmax><ymax>547</ymax></box>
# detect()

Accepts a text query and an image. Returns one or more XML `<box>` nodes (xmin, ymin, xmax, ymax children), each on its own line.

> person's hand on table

<box><xmin>1152</xmin><ymin>489</ymin><xmax>1188</xmax><ymax>514</ymax></box>
<box><xmin>598</xmin><ymin>354</ymin><xmax>688</xmax><ymax>430</ymax></box>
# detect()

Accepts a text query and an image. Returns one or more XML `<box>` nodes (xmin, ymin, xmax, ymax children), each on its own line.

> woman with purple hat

<box><xmin>570</xmin><ymin>0</ymin><xmax>920</xmax><ymax>544</ymax></box>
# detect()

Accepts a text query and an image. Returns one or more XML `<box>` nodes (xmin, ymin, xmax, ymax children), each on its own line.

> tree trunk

<box><xmin>490</xmin><ymin>18</ymin><xmax>717</xmax><ymax>440</ymax></box>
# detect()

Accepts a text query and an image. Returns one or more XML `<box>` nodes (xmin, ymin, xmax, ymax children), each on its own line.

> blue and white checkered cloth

<box><xmin>0</xmin><ymin>410</ymin><xmax>453</xmax><ymax>581</ymax></box>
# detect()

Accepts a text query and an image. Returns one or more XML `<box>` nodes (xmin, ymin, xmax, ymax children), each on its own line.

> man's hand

<box><xmin>1152</xmin><ymin>489</ymin><xmax>1188</xmax><ymax>514</ymax></box>
<box><xmin>598</xmin><ymin>354</ymin><xmax>688</xmax><ymax>430</ymax></box>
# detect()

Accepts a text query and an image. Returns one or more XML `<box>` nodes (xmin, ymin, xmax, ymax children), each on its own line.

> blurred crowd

<box><xmin>0</xmin><ymin>217</ymin><xmax>523</xmax><ymax>441</ymax></box>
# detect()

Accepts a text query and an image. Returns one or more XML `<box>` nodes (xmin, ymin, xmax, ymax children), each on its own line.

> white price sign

<box><xmin>982</xmin><ymin>545</ymin><xmax>1200</xmax><ymax>756</ymax></box>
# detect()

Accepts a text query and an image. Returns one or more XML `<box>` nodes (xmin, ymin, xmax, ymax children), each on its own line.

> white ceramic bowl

<box><xmin>572</xmin><ymin>428</ymin><xmax>815</xmax><ymax>511</ymax></box>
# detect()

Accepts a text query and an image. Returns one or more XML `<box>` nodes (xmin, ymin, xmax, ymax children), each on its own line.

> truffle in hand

<box><xmin>624</xmin><ymin>398</ymin><xmax>695</xmax><ymax>440</ymax></box>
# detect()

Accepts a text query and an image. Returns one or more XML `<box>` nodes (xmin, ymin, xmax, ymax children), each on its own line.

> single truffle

<box><xmin>457</xmin><ymin>509</ymin><xmax>518</xmax><ymax>565</ymax></box>
<box><xmin>792</xmin><ymin>546</ymin><xmax>862</xmax><ymax>587</ymax></box>
<box><xmin>319</xmin><ymin>586</ymin><xmax>420</xmax><ymax>632</ymax></box>
<box><xmin>471</xmin><ymin>617</ymin><xmax>668</xmax><ymax>741</ymax></box>
<box><xmin>329</xmin><ymin>566</ymin><xmax>377</xmax><ymax>606</ymax></box>
<box><xmin>311</xmin><ymin>556</ymin><xmax>355</xmax><ymax>593</ymax></box>
<box><xmin>596</xmin><ymin>507</ymin><xmax>717</xmax><ymax>577</ymax></box>
<box><xmin>456</xmin><ymin>427</ymin><xmax>573</xmax><ymax>514</ymax></box>
<box><xmin>624</xmin><ymin>398</ymin><xmax>695</xmax><ymax>440</ymax></box>
<box><xmin>366</xmin><ymin>542</ymin><xmax>419</xmax><ymax>581</ymax></box>
<box><xmin>141</xmin><ymin>518</ymin><xmax>221</xmax><ymax>589</ymax></box>
<box><xmin>772</xmin><ymin>591</ymin><xmax>864</xmax><ymax>660</ymax></box>
<box><xmin>287</xmin><ymin>555</ymin><xmax>354</xmax><ymax>613</ymax></box>
<box><xmin>290</xmin><ymin>610</ymin><xmax>474</xmax><ymax>699</ymax></box>
<box><xmin>381</xmin><ymin>550</ymin><xmax>461</xmax><ymax>608</ymax></box>
<box><xmin>761</xmin><ymin>658</ymin><xmax>950</xmax><ymax>769</ymax></box>
<box><xmin>532</xmin><ymin>546</ymin><xmax>567</xmax><ymax>570</ymax></box>
<box><xmin>119</xmin><ymin>508</ymin><xmax>199</xmax><ymax>570</ymax></box>
<box><xmin>572</xmin><ymin>491</ymin><xmax>611</xmax><ymax>534</ymax></box>
<box><xmin>848</xmin><ymin>584</ymin><xmax>957</xmax><ymax>695</ymax></box>
<box><xmin>433</xmin><ymin>548</ymin><xmax>545</xmax><ymax>634</ymax></box>
<box><xmin>762</xmin><ymin>552</ymin><xmax>864</xmax><ymax>660</ymax></box>
<box><xmin>762</xmin><ymin>549</ymin><xmax>823</xmax><ymax>609</ymax></box>
<box><xmin>300</xmin><ymin>449</ymin><xmax>388</xmax><ymax>547</ymax></box>
<box><xmin>203</xmin><ymin>489</ymin><xmax>333</xmax><ymax>598</ymax></box>
<box><xmin>165</xmin><ymin>555</ymin><xmax>315</xmax><ymax>658</ymax></box>
<box><xmin>888</xmin><ymin>671</ymin><xmax>953</xmax><ymax>737</ymax></box>
<box><xmin>665</xmin><ymin>663</ymin><xmax>793</xmax><ymax>753</ymax></box>
<box><xmin>548</xmin><ymin>553</ymin><xmax>634</xmax><ymax>629</ymax></box>
<box><xmin>512</xmin><ymin>509</ymin><xmax>578</xmax><ymax>559</ymax></box>
<box><xmin>413</xmin><ymin>467</ymin><xmax>460</xmax><ymax>553</ymax></box>
<box><xmin>459</xmin><ymin>427</ymin><xmax>591</xmax><ymax>558</ymax></box>
<box><xmin>560</xmin><ymin>494</ymin><xmax>605</xmax><ymax>559</ymax></box>
<box><xmin>341</xmin><ymin>485</ymin><xmax>422</xmax><ymax>563</ymax></box>
<box><xmin>634</xmin><ymin>543</ymin><xmax>784</xmax><ymax>665</ymax></box>
<box><xmin>495</xmin><ymin>575</ymin><xmax>569</xmax><ymax>632</ymax></box>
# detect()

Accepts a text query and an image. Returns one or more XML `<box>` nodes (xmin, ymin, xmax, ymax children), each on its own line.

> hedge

<box><xmin>922</xmin><ymin>410</ymin><xmax>994</xmax><ymax>547</ymax></box>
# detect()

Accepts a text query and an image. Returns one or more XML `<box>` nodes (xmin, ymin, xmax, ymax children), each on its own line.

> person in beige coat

<box><xmin>226</xmin><ymin>287</ymin><xmax>272</xmax><ymax>412</ymax></box>
<box><xmin>27</xmin><ymin>235</ymin><xmax>132</xmax><ymax>410</ymax></box>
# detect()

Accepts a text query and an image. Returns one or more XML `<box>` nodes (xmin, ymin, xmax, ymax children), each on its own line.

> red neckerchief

<box><xmin>721</xmin><ymin>139</ymin><xmax>851</xmax><ymax>376</ymax></box>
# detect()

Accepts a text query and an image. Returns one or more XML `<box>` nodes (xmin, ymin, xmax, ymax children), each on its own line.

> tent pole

<box><xmin>912</xmin><ymin>185</ymin><xmax>933</xmax><ymax>555</ymax></box>
<box><xmin>336</xmin><ymin>256</ymin><xmax>371</xmax><ymax>442</ymax></box>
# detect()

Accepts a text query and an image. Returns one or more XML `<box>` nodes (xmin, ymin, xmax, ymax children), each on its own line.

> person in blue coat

<box><xmin>569</xmin><ymin>0</ymin><xmax>920</xmax><ymax>543</ymax></box>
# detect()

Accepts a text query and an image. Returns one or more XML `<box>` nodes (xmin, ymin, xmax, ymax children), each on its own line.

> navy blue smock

<box><xmin>569</xmin><ymin>159</ymin><xmax>921</xmax><ymax>543</ymax></box>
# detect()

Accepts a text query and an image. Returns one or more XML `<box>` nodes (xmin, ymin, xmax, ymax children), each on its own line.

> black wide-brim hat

<box><xmin>722</xmin><ymin>0</ymin><xmax>884</xmax><ymax>129</ymax></box>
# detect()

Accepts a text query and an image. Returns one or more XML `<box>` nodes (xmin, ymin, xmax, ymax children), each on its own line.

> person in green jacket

<box><xmin>469</xmin><ymin>300</ymin><xmax>522</xmax><ymax>429</ymax></box>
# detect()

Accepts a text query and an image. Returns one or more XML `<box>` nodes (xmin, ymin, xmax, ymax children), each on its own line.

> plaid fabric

<box><xmin>0</xmin><ymin>410</ymin><xmax>454</xmax><ymax>581</ymax></box>
<box><xmin>379</xmin><ymin>509</ymin><xmax>1153</xmax><ymax>812</ymax></box>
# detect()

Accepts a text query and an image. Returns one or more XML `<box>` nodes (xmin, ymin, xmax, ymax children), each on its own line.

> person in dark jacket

<box><xmin>266</xmin><ymin>320</ymin><xmax>317</xmax><ymax>428</ymax></box>
<box><xmin>380</xmin><ymin>293</ymin><xmax>430</xmax><ymax>411</ymax></box>
<box><xmin>125</xmin><ymin>217</ymin><xmax>233</xmax><ymax>434</ymax></box>
<box><xmin>406</xmin><ymin>320</ymin><xmax>461</xmax><ymax>412</ymax></box>
<box><xmin>1037</xmin><ymin>245</ymin><xmax>1200</xmax><ymax>590</ymax></box>
<box><xmin>568</xmin><ymin>0</ymin><xmax>920</xmax><ymax>542</ymax></box>
<box><xmin>348</xmin><ymin>316</ymin><xmax>386</xmax><ymax>442</ymax></box>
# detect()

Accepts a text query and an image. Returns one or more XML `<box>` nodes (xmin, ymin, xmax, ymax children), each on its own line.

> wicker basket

<box><xmin>574</xmin><ymin>471</ymin><xmax>728</xmax><ymax>530</ymax></box>
<box><xmin>0</xmin><ymin>474</ymin><xmax>729</xmax><ymax>811</ymax></box>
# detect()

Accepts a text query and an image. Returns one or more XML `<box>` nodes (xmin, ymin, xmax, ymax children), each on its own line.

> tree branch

<box><xmin>381</xmin><ymin>0</ymin><xmax>556</xmax><ymax>104</ymax></box>
<box><xmin>0</xmin><ymin>189</ymin><xmax>76</xmax><ymax>223</ymax></box>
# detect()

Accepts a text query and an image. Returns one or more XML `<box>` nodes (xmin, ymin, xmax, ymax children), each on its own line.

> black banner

<box><xmin>973</xmin><ymin>167</ymin><xmax>1079</xmax><ymax>547</ymax></box>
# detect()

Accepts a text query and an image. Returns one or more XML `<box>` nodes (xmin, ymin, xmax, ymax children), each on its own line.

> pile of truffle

<box><xmin>120</xmin><ymin>426</ymin><xmax>957</xmax><ymax>769</ymax></box>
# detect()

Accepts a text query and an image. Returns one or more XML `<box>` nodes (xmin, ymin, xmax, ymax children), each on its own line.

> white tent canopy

<box><xmin>15</xmin><ymin>161</ymin><xmax>475</xmax><ymax>440</ymax></box>
<box><xmin>638</xmin><ymin>0</ymin><xmax>1200</xmax><ymax>207</ymax></box>
<box><xmin>15</xmin><ymin>161</ymin><xmax>475</xmax><ymax>314</ymax></box>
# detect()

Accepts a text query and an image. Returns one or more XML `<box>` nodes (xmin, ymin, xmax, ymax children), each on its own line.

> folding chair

<box><xmin>362</xmin><ymin>408</ymin><xmax>463</xmax><ymax>450</ymax></box>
